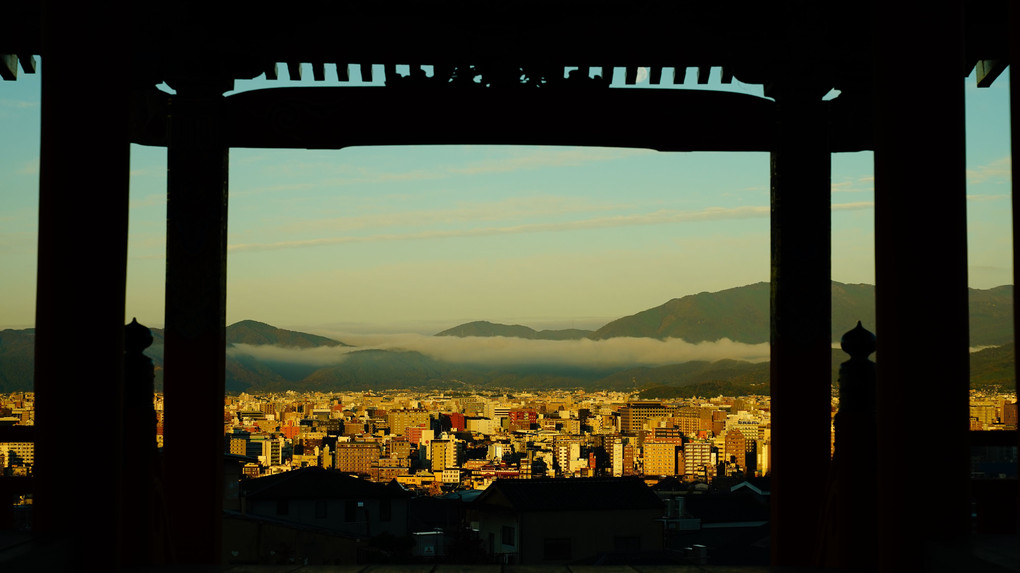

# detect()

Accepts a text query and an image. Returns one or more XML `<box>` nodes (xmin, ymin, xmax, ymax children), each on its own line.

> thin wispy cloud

<box><xmin>231</xmin><ymin>201</ymin><xmax>878</xmax><ymax>254</ymax></box>
<box><xmin>0</xmin><ymin>99</ymin><xmax>39</xmax><ymax>110</ymax></box>
<box><xmin>967</xmin><ymin>156</ymin><xmax>1011</xmax><ymax>185</ymax></box>
<box><xmin>231</xmin><ymin>147</ymin><xmax>651</xmax><ymax>196</ymax></box>
<box><xmin>966</xmin><ymin>193</ymin><xmax>1009</xmax><ymax>202</ymax></box>
<box><xmin>129</xmin><ymin>193</ymin><xmax>166</xmax><ymax>209</ymax></box>
<box><xmin>230</xmin><ymin>182</ymin><xmax>321</xmax><ymax>197</ymax></box>
<box><xmin>273</xmin><ymin>195</ymin><xmax>632</xmax><ymax>234</ymax></box>
<box><xmin>832</xmin><ymin>177</ymin><xmax>874</xmax><ymax>194</ymax></box>
<box><xmin>129</xmin><ymin>166</ymin><xmax>167</xmax><ymax>178</ymax></box>
<box><xmin>831</xmin><ymin>201</ymin><xmax>873</xmax><ymax>211</ymax></box>
<box><xmin>229</xmin><ymin>205</ymin><xmax>773</xmax><ymax>253</ymax></box>
<box><xmin>447</xmin><ymin>148</ymin><xmax>648</xmax><ymax>176</ymax></box>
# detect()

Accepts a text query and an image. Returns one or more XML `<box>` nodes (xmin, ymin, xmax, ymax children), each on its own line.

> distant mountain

<box><xmin>440</xmin><ymin>282</ymin><xmax>864</xmax><ymax>344</ymax></box>
<box><xmin>587</xmin><ymin>281</ymin><xmax>1011</xmax><ymax>346</ymax></box>
<box><xmin>830</xmin><ymin>282</ymin><xmax>877</xmax><ymax>340</ymax></box>
<box><xmin>0</xmin><ymin>283</ymin><xmax>1015</xmax><ymax>393</ymax></box>
<box><xmin>591</xmin><ymin>282</ymin><xmax>772</xmax><ymax>343</ymax></box>
<box><xmin>226</xmin><ymin>320</ymin><xmax>350</xmax><ymax>348</ymax></box>
<box><xmin>0</xmin><ymin>329</ymin><xmax>34</xmax><ymax>393</ymax></box>
<box><xmin>970</xmin><ymin>342</ymin><xmax>1015</xmax><ymax>390</ymax></box>
<box><xmin>968</xmin><ymin>286</ymin><xmax>1014</xmax><ymax>346</ymax></box>
<box><xmin>436</xmin><ymin>321</ymin><xmax>592</xmax><ymax>340</ymax></box>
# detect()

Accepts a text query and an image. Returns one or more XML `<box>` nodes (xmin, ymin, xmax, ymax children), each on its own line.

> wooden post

<box><xmin>33</xmin><ymin>0</ymin><xmax>131</xmax><ymax>567</ymax></box>
<box><xmin>769</xmin><ymin>82</ymin><xmax>832</xmax><ymax>566</ymax></box>
<box><xmin>872</xmin><ymin>2</ymin><xmax>970</xmax><ymax>569</ymax></box>
<box><xmin>162</xmin><ymin>81</ymin><xmax>229</xmax><ymax>564</ymax></box>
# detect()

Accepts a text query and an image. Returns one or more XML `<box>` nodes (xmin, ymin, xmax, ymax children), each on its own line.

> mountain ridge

<box><xmin>435</xmin><ymin>320</ymin><xmax>593</xmax><ymax>340</ymax></box>
<box><xmin>0</xmin><ymin>283</ymin><xmax>1014</xmax><ymax>393</ymax></box>
<box><xmin>440</xmin><ymin>281</ymin><xmax>1013</xmax><ymax>347</ymax></box>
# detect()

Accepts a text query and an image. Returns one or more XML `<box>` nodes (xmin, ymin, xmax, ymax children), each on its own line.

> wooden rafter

<box><xmin>0</xmin><ymin>54</ymin><xmax>17</xmax><ymax>80</ymax></box>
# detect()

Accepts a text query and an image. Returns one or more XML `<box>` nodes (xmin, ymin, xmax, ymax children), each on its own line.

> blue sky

<box><xmin>0</xmin><ymin>64</ymin><xmax>1013</xmax><ymax>335</ymax></box>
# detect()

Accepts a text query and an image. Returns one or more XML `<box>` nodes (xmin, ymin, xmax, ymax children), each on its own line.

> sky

<box><xmin>0</xmin><ymin>63</ymin><xmax>1013</xmax><ymax>339</ymax></box>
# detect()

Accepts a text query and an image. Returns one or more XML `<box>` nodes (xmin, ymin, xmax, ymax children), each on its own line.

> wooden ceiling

<box><xmin>1</xmin><ymin>1</ymin><xmax>1012</xmax><ymax>152</ymax></box>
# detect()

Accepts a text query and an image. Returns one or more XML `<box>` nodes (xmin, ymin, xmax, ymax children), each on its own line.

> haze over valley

<box><xmin>0</xmin><ymin>282</ymin><xmax>1013</xmax><ymax>395</ymax></box>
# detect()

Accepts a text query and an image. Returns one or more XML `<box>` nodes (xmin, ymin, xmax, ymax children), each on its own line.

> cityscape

<box><xmin>1</xmin><ymin>279</ymin><xmax>1018</xmax><ymax>565</ymax></box>
<box><xmin>1</xmin><ymin>384</ymin><xmax>1016</xmax><ymax>565</ymax></box>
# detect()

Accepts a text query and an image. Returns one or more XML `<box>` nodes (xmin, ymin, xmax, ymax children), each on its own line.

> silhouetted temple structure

<box><xmin>2</xmin><ymin>1</ymin><xmax>1018</xmax><ymax>570</ymax></box>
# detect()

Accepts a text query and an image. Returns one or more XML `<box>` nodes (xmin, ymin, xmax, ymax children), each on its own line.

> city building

<box><xmin>335</xmin><ymin>442</ymin><xmax>381</xmax><ymax>476</ymax></box>
<box><xmin>642</xmin><ymin>440</ymin><xmax>680</xmax><ymax>477</ymax></box>
<box><xmin>620</xmin><ymin>401</ymin><xmax>681</xmax><ymax>434</ymax></box>
<box><xmin>387</xmin><ymin>410</ymin><xmax>432</xmax><ymax>437</ymax></box>
<box><xmin>429</xmin><ymin>439</ymin><xmax>464</xmax><ymax>472</ymax></box>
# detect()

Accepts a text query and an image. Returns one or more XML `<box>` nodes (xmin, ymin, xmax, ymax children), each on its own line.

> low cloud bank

<box><xmin>227</xmin><ymin>333</ymin><xmax>770</xmax><ymax>369</ymax></box>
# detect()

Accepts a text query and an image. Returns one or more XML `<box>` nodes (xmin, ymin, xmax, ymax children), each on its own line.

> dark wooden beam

<box><xmin>976</xmin><ymin>58</ymin><xmax>1007</xmax><ymax>87</ymax></box>
<box><xmin>360</xmin><ymin>63</ymin><xmax>373</xmax><ymax>82</ymax></box>
<box><xmin>602</xmin><ymin>65</ymin><xmax>614</xmax><ymax>83</ymax></box>
<box><xmin>264</xmin><ymin>63</ymin><xmax>278</xmax><ymax>80</ymax></box>
<box><xmin>128</xmin><ymin>85</ymin><xmax>874</xmax><ymax>152</ymax></box>
<box><xmin>673</xmin><ymin>66</ymin><xmax>687</xmax><ymax>84</ymax></box>
<box><xmin>163</xmin><ymin>83</ymin><xmax>228</xmax><ymax>566</ymax></box>
<box><xmin>225</xmin><ymin>86</ymin><xmax>777</xmax><ymax>151</ymax></box>
<box><xmin>769</xmin><ymin>84</ymin><xmax>831</xmax><ymax>567</ymax></box>
<box><xmin>0</xmin><ymin>54</ymin><xmax>16</xmax><ymax>80</ymax></box>
<box><xmin>649</xmin><ymin>66</ymin><xmax>662</xmax><ymax>84</ymax></box>
<box><xmin>34</xmin><ymin>1</ymin><xmax>131</xmax><ymax>567</ymax></box>
<box><xmin>18</xmin><ymin>53</ymin><xmax>36</xmax><ymax>73</ymax></box>
<box><xmin>433</xmin><ymin>64</ymin><xmax>452</xmax><ymax>83</ymax></box>
<box><xmin>625</xmin><ymin>66</ymin><xmax>638</xmax><ymax>84</ymax></box>
<box><xmin>311</xmin><ymin>61</ymin><xmax>325</xmax><ymax>81</ymax></box>
<box><xmin>336</xmin><ymin>62</ymin><xmax>350</xmax><ymax>82</ymax></box>
<box><xmin>286</xmin><ymin>61</ymin><xmax>302</xmax><ymax>80</ymax></box>
<box><xmin>873</xmin><ymin>1</ymin><xmax>970</xmax><ymax>569</ymax></box>
<box><xmin>697</xmin><ymin>65</ymin><xmax>711</xmax><ymax>84</ymax></box>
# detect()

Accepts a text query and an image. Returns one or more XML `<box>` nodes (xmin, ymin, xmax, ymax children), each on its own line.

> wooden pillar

<box><xmin>872</xmin><ymin>2</ymin><xmax>970</xmax><ymax>569</ymax></box>
<box><xmin>33</xmin><ymin>0</ymin><xmax>130</xmax><ymax>566</ymax></box>
<box><xmin>162</xmin><ymin>82</ymin><xmax>229</xmax><ymax>564</ymax></box>
<box><xmin>769</xmin><ymin>84</ymin><xmax>832</xmax><ymax>566</ymax></box>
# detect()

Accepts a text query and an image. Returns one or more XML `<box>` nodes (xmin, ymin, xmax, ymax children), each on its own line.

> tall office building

<box><xmin>683</xmin><ymin>441</ymin><xmax>713</xmax><ymax>480</ymax></box>
<box><xmin>643</xmin><ymin>440</ymin><xmax>680</xmax><ymax>476</ymax></box>
<box><xmin>335</xmin><ymin>441</ymin><xmax>381</xmax><ymax>475</ymax></box>
<box><xmin>429</xmin><ymin>438</ymin><xmax>463</xmax><ymax>471</ymax></box>
<box><xmin>387</xmin><ymin>409</ymin><xmax>432</xmax><ymax>436</ymax></box>
<box><xmin>610</xmin><ymin>437</ymin><xmax>624</xmax><ymax>477</ymax></box>
<box><xmin>724</xmin><ymin>430</ymin><xmax>747</xmax><ymax>464</ymax></box>
<box><xmin>620</xmin><ymin>401</ymin><xmax>681</xmax><ymax>434</ymax></box>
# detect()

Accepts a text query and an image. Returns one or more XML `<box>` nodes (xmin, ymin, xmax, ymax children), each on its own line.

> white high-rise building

<box><xmin>611</xmin><ymin>437</ymin><xmax>624</xmax><ymax>477</ymax></box>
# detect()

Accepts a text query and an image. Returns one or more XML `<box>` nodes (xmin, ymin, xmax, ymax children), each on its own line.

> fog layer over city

<box><xmin>227</xmin><ymin>333</ymin><xmax>771</xmax><ymax>369</ymax></box>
